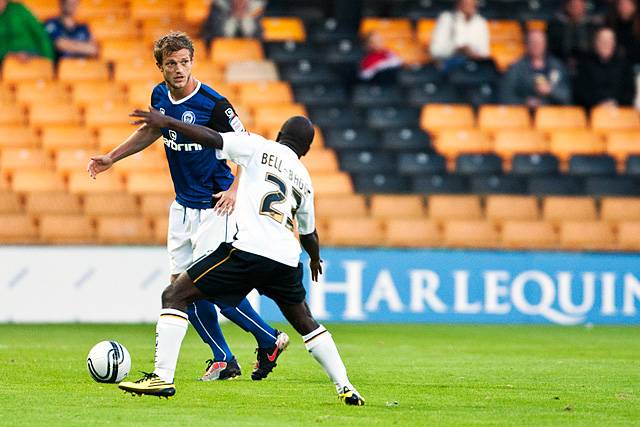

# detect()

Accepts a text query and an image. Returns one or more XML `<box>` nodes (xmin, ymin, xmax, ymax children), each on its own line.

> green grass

<box><xmin>0</xmin><ymin>324</ymin><xmax>638</xmax><ymax>426</ymax></box>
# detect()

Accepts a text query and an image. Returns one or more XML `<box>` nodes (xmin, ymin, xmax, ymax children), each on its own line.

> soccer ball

<box><xmin>86</xmin><ymin>341</ymin><xmax>131</xmax><ymax>383</ymax></box>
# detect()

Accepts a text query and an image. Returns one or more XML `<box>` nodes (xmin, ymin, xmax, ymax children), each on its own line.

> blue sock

<box><xmin>186</xmin><ymin>300</ymin><xmax>234</xmax><ymax>361</ymax></box>
<box><xmin>218</xmin><ymin>298</ymin><xmax>278</xmax><ymax>349</ymax></box>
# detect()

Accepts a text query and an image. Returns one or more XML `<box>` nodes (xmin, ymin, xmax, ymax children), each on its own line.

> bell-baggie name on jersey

<box><xmin>151</xmin><ymin>80</ymin><xmax>244</xmax><ymax>209</ymax></box>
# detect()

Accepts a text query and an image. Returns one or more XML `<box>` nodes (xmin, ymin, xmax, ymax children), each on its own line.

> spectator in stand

<box><xmin>200</xmin><ymin>0</ymin><xmax>266</xmax><ymax>43</ymax></box>
<box><xmin>429</xmin><ymin>0</ymin><xmax>490</xmax><ymax>68</ymax></box>
<box><xmin>499</xmin><ymin>30</ymin><xmax>572</xmax><ymax>107</ymax></box>
<box><xmin>0</xmin><ymin>0</ymin><xmax>54</xmax><ymax>62</ymax></box>
<box><xmin>358</xmin><ymin>31</ymin><xmax>403</xmax><ymax>85</ymax></box>
<box><xmin>607</xmin><ymin>0</ymin><xmax>640</xmax><ymax>64</ymax></box>
<box><xmin>547</xmin><ymin>0</ymin><xmax>602</xmax><ymax>70</ymax></box>
<box><xmin>575</xmin><ymin>27</ymin><xmax>635</xmax><ymax>109</ymax></box>
<box><xmin>44</xmin><ymin>0</ymin><xmax>98</xmax><ymax>60</ymax></box>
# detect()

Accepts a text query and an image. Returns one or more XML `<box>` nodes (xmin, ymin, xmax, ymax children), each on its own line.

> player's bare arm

<box><xmin>300</xmin><ymin>230</ymin><xmax>323</xmax><ymax>281</ymax></box>
<box><xmin>87</xmin><ymin>124</ymin><xmax>161</xmax><ymax>179</ymax></box>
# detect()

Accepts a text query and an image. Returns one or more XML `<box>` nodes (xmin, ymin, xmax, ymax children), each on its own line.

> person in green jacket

<box><xmin>0</xmin><ymin>0</ymin><xmax>55</xmax><ymax>62</ymax></box>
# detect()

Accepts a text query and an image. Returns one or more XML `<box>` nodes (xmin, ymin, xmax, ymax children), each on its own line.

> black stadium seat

<box><xmin>294</xmin><ymin>84</ymin><xmax>348</xmax><ymax>106</ymax></box>
<box><xmin>470</xmin><ymin>175</ymin><xmax>527</xmax><ymax>194</ymax></box>
<box><xmin>324</xmin><ymin>127</ymin><xmax>378</xmax><ymax>151</ymax></box>
<box><xmin>412</xmin><ymin>174</ymin><xmax>469</xmax><ymax>194</ymax></box>
<box><xmin>448</xmin><ymin>60</ymin><xmax>499</xmax><ymax>86</ymax></box>
<box><xmin>465</xmin><ymin>83</ymin><xmax>497</xmax><ymax>107</ymax></box>
<box><xmin>352</xmin><ymin>85</ymin><xmax>403</xmax><ymax>107</ymax></box>
<box><xmin>308</xmin><ymin>107</ymin><xmax>364</xmax><ymax>128</ymax></box>
<box><xmin>398</xmin><ymin>152</ymin><xmax>447</xmax><ymax>175</ymax></box>
<box><xmin>280</xmin><ymin>61</ymin><xmax>340</xmax><ymax>85</ymax></box>
<box><xmin>354</xmin><ymin>174</ymin><xmax>410</xmax><ymax>194</ymax></box>
<box><xmin>407</xmin><ymin>82</ymin><xmax>462</xmax><ymax>106</ymax></box>
<box><xmin>339</xmin><ymin>151</ymin><xmax>397</xmax><ymax>174</ymax></box>
<box><xmin>455</xmin><ymin>154</ymin><xmax>503</xmax><ymax>176</ymax></box>
<box><xmin>265</xmin><ymin>42</ymin><xmax>315</xmax><ymax>64</ymax></box>
<box><xmin>319</xmin><ymin>39</ymin><xmax>363</xmax><ymax>65</ymax></box>
<box><xmin>307</xmin><ymin>19</ymin><xmax>357</xmax><ymax>43</ymax></box>
<box><xmin>397</xmin><ymin>65</ymin><xmax>442</xmax><ymax>87</ymax></box>
<box><xmin>381</xmin><ymin>127</ymin><xmax>431</xmax><ymax>151</ymax></box>
<box><xmin>584</xmin><ymin>176</ymin><xmax>640</xmax><ymax>196</ymax></box>
<box><xmin>366</xmin><ymin>106</ymin><xmax>420</xmax><ymax>129</ymax></box>
<box><xmin>511</xmin><ymin>154</ymin><xmax>560</xmax><ymax>176</ymax></box>
<box><xmin>527</xmin><ymin>176</ymin><xmax>583</xmax><ymax>195</ymax></box>
<box><xmin>625</xmin><ymin>155</ymin><xmax>640</xmax><ymax>177</ymax></box>
<box><xmin>568</xmin><ymin>155</ymin><xmax>617</xmax><ymax>177</ymax></box>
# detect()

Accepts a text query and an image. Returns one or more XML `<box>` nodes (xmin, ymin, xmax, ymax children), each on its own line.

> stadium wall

<box><xmin>1</xmin><ymin>247</ymin><xmax>639</xmax><ymax>325</ymax></box>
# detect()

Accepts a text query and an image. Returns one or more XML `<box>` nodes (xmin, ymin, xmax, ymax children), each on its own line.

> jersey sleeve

<box><xmin>208</xmin><ymin>98</ymin><xmax>246</xmax><ymax>134</ymax></box>
<box><xmin>296</xmin><ymin>187</ymin><xmax>316</xmax><ymax>235</ymax></box>
<box><xmin>217</xmin><ymin>132</ymin><xmax>263</xmax><ymax>168</ymax></box>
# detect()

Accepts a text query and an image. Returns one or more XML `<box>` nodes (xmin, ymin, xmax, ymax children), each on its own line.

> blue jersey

<box><xmin>44</xmin><ymin>18</ymin><xmax>92</xmax><ymax>59</ymax></box>
<box><xmin>151</xmin><ymin>81</ymin><xmax>245</xmax><ymax>209</ymax></box>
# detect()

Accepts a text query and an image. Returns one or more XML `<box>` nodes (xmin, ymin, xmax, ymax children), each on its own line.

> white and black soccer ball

<box><xmin>86</xmin><ymin>341</ymin><xmax>131</xmax><ymax>383</ymax></box>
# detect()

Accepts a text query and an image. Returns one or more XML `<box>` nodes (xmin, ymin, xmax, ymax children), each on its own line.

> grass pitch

<box><xmin>0</xmin><ymin>323</ymin><xmax>638</xmax><ymax>426</ymax></box>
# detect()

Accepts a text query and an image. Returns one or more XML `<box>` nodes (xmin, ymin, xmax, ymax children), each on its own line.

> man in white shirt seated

<box><xmin>430</xmin><ymin>0</ymin><xmax>490</xmax><ymax>66</ymax></box>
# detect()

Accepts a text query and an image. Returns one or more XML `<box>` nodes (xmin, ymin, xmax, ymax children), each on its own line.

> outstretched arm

<box><xmin>300</xmin><ymin>229</ymin><xmax>322</xmax><ymax>281</ymax></box>
<box><xmin>130</xmin><ymin>107</ymin><xmax>224</xmax><ymax>150</ymax></box>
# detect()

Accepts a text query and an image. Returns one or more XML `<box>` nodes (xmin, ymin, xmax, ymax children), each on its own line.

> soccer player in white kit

<box><xmin>118</xmin><ymin>112</ymin><xmax>365</xmax><ymax>406</ymax></box>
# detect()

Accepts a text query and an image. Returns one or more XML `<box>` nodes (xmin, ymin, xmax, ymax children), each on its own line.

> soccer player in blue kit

<box><xmin>87</xmin><ymin>32</ymin><xmax>287</xmax><ymax>381</ymax></box>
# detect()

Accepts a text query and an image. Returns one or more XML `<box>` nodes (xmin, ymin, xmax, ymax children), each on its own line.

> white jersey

<box><xmin>216</xmin><ymin>132</ymin><xmax>315</xmax><ymax>267</ymax></box>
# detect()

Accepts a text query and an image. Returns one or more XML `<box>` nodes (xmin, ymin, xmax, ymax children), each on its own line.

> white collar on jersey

<box><xmin>167</xmin><ymin>79</ymin><xmax>201</xmax><ymax>105</ymax></box>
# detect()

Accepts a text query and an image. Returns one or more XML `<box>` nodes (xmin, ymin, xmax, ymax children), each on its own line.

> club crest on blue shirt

<box><xmin>182</xmin><ymin>111</ymin><xmax>196</xmax><ymax>124</ymax></box>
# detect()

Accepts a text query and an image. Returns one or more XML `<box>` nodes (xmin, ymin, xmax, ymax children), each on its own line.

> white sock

<box><xmin>153</xmin><ymin>308</ymin><xmax>189</xmax><ymax>383</ymax></box>
<box><xmin>303</xmin><ymin>325</ymin><xmax>354</xmax><ymax>393</ymax></box>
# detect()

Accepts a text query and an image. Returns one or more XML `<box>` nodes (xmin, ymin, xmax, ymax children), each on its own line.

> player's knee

<box><xmin>161</xmin><ymin>285</ymin><xmax>176</xmax><ymax>307</ymax></box>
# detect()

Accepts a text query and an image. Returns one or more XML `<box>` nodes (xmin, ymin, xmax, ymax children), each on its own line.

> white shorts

<box><xmin>167</xmin><ymin>200</ymin><xmax>235</xmax><ymax>275</ymax></box>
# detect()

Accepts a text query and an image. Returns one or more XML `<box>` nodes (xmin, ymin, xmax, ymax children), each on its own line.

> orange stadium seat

<box><xmin>617</xmin><ymin>221</ymin><xmax>640</xmax><ymax>250</ymax></box>
<box><xmin>20</xmin><ymin>0</ymin><xmax>59</xmax><ymax>19</ymax></box>
<box><xmin>90</xmin><ymin>17</ymin><xmax>139</xmax><ymax>42</ymax></box>
<box><xmin>488</xmin><ymin>20</ymin><xmax>523</xmax><ymax>42</ymax></box>
<box><xmin>0</xmin><ymin>126</ymin><xmax>39</xmax><ymax>150</ymax></box>
<box><xmin>29</xmin><ymin>103</ymin><xmax>82</xmax><ymax>128</ymax></box>
<box><xmin>237</xmin><ymin>82</ymin><xmax>293</xmax><ymax>107</ymax></box>
<box><xmin>485</xmin><ymin>195</ymin><xmax>539</xmax><ymax>224</ymax></box>
<box><xmin>261</xmin><ymin>17</ymin><xmax>306</xmax><ymax>42</ymax></box>
<box><xmin>427</xmin><ymin>195</ymin><xmax>483</xmax><ymax>221</ymax></box>
<box><xmin>444</xmin><ymin>220</ymin><xmax>499</xmax><ymax>248</ymax></box>
<box><xmin>126</xmin><ymin>171</ymin><xmax>173</xmax><ymax>194</ymax></box>
<box><xmin>96</xmin><ymin>216</ymin><xmax>153</xmax><ymax>244</ymax></box>
<box><xmin>126</xmin><ymin>81</ymin><xmax>161</xmax><ymax>109</ymax></box>
<box><xmin>15</xmin><ymin>81</ymin><xmax>70</xmax><ymax>108</ymax></box>
<box><xmin>312</xmin><ymin>172</ymin><xmax>354</xmax><ymax>196</ymax></box>
<box><xmin>85</xmin><ymin>102</ymin><xmax>133</xmax><ymax>129</ymax></box>
<box><xmin>478</xmin><ymin>105</ymin><xmax>531</xmax><ymax>132</ymax></box>
<box><xmin>420</xmin><ymin>104</ymin><xmax>475</xmax><ymax>133</ymax></box>
<box><xmin>98</xmin><ymin>126</ymin><xmax>145</xmax><ymax>152</ymax></box>
<box><xmin>210</xmin><ymin>39</ymin><xmax>264</xmax><ymax>65</ymax></box>
<box><xmin>0</xmin><ymin>85</ymin><xmax>14</xmax><ymax>103</ymax></box>
<box><xmin>600</xmin><ymin>197</ymin><xmax>640</xmax><ymax>223</ymax></box>
<box><xmin>253</xmin><ymin>104</ymin><xmax>306</xmax><ymax>132</ymax></box>
<box><xmin>25</xmin><ymin>192</ymin><xmax>82</xmax><ymax>216</ymax></box>
<box><xmin>184</xmin><ymin>0</ymin><xmax>211</xmax><ymax>24</ymax></box>
<box><xmin>435</xmin><ymin>130</ymin><xmax>492</xmax><ymax>159</ymax></box>
<box><xmin>301</xmin><ymin>149</ymin><xmax>339</xmax><ymax>174</ymax></box>
<box><xmin>0</xmin><ymin>191</ymin><xmax>22</xmax><ymax>214</ymax></box>
<box><xmin>501</xmin><ymin>220</ymin><xmax>558</xmax><ymax>249</ymax></box>
<box><xmin>0</xmin><ymin>106</ymin><xmax>26</xmax><ymax>126</ymax></box>
<box><xmin>0</xmin><ymin>148</ymin><xmax>52</xmax><ymax>173</ymax></box>
<box><xmin>542</xmin><ymin>196</ymin><xmax>597</xmax><ymax>223</ymax></box>
<box><xmin>559</xmin><ymin>221</ymin><xmax>616</xmax><ymax>250</ymax></box>
<box><xmin>115</xmin><ymin>150</ymin><xmax>167</xmax><ymax>176</ymax></box>
<box><xmin>140</xmin><ymin>17</ymin><xmax>196</xmax><ymax>44</ymax></box>
<box><xmin>71</xmin><ymin>81</ymin><xmax>127</xmax><ymax>108</ymax></box>
<box><xmin>535</xmin><ymin>106</ymin><xmax>587</xmax><ymax>132</ymax></box>
<box><xmin>55</xmin><ymin>149</ymin><xmax>94</xmax><ymax>176</ymax></box>
<box><xmin>606</xmin><ymin>131</ymin><xmax>640</xmax><ymax>164</ymax></box>
<box><xmin>11</xmin><ymin>170</ymin><xmax>66</xmax><ymax>193</ymax></box>
<box><xmin>77</xmin><ymin>0</ymin><xmax>129</xmax><ymax>20</ymax></box>
<box><xmin>315</xmin><ymin>194</ymin><xmax>368</xmax><ymax>221</ymax></box>
<box><xmin>225</xmin><ymin>60</ymin><xmax>279</xmax><ymax>83</ymax></box>
<box><xmin>68</xmin><ymin>170</ymin><xmax>125</xmax><ymax>194</ymax></box>
<box><xmin>58</xmin><ymin>59</ymin><xmax>110</xmax><ymax>83</ymax></box>
<box><xmin>130</xmin><ymin>0</ymin><xmax>178</xmax><ymax>20</ymax></box>
<box><xmin>526</xmin><ymin>20</ymin><xmax>547</xmax><ymax>32</ymax></box>
<box><xmin>84</xmin><ymin>193</ymin><xmax>140</xmax><ymax>217</ymax></box>
<box><xmin>370</xmin><ymin>195</ymin><xmax>424</xmax><ymax>219</ymax></box>
<box><xmin>549</xmin><ymin>130</ymin><xmax>604</xmax><ymax>161</ymax></box>
<box><xmin>101</xmin><ymin>39</ymin><xmax>151</xmax><ymax>62</ymax></box>
<box><xmin>1</xmin><ymin>56</ymin><xmax>54</xmax><ymax>83</ymax></box>
<box><xmin>40</xmin><ymin>215</ymin><xmax>96</xmax><ymax>244</ymax></box>
<box><xmin>490</xmin><ymin>41</ymin><xmax>525</xmax><ymax>71</ymax></box>
<box><xmin>140</xmin><ymin>193</ymin><xmax>174</xmax><ymax>217</ymax></box>
<box><xmin>192</xmin><ymin>63</ymin><xmax>225</xmax><ymax>85</ymax></box>
<box><xmin>0</xmin><ymin>214</ymin><xmax>38</xmax><ymax>243</ymax></box>
<box><xmin>360</xmin><ymin>18</ymin><xmax>412</xmax><ymax>38</ymax></box>
<box><xmin>591</xmin><ymin>106</ymin><xmax>640</xmax><ymax>133</ymax></box>
<box><xmin>384</xmin><ymin>219</ymin><xmax>441</xmax><ymax>247</ymax></box>
<box><xmin>152</xmin><ymin>215</ymin><xmax>169</xmax><ymax>244</ymax></box>
<box><xmin>326</xmin><ymin>218</ymin><xmax>384</xmax><ymax>247</ymax></box>
<box><xmin>385</xmin><ymin>38</ymin><xmax>429</xmax><ymax>65</ymax></box>
<box><xmin>114</xmin><ymin>58</ymin><xmax>159</xmax><ymax>83</ymax></box>
<box><xmin>416</xmin><ymin>19</ymin><xmax>437</xmax><ymax>46</ymax></box>
<box><xmin>0</xmin><ymin>174</ymin><xmax>9</xmax><ymax>190</ymax></box>
<box><xmin>493</xmin><ymin>130</ymin><xmax>548</xmax><ymax>160</ymax></box>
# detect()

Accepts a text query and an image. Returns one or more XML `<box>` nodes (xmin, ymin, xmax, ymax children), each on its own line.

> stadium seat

<box><xmin>490</xmin><ymin>41</ymin><xmax>525</xmax><ymax>71</ymax></box>
<box><xmin>339</xmin><ymin>151</ymin><xmax>397</xmax><ymax>174</ymax></box>
<box><xmin>416</xmin><ymin>18</ymin><xmax>437</xmax><ymax>46</ymax></box>
<box><xmin>0</xmin><ymin>148</ymin><xmax>52</xmax><ymax>173</ymax></box>
<box><xmin>311</xmin><ymin>172</ymin><xmax>354</xmax><ymax>196</ymax></box>
<box><xmin>428</xmin><ymin>195</ymin><xmax>482</xmax><ymax>221</ymax></box>
<box><xmin>511</xmin><ymin>153</ymin><xmax>559</xmax><ymax>176</ymax></box>
<box><xmin>408</xmin><ymin>82</ymin><xmax>463</xmax><ymax>106</ymax></box>
<box><xmin>381</xmin><ymin>127</ymin><xmax>431</xmax><ymax>152</ymax></box>
<box><xmin>626</xmin><ymin>155</ymin><xmax>640</xmax><ymax>176</ymax></box>
<box><xmin>412</xmin><ymin>174</ymin><xmax>469</xmax><ymax>194</ymax></box>
<box><xmin>420</xmin><ymin>104</ymin><xmax>475</xmax><ymax>133</ymax></box>
<box><xmin>360</xmin><ymin>18</ymin><xmax>413</xmax><ymax>38</ymax></box>
<box><xmin>470</xmin><ymin>175</ymin><xmax>527</xmax><ymax>194</ymax></box>
<box><xmin>237</xmin><ymin>81</ymin><xmax>293</xmax><ymax>107</ymax></box>
<box><xmin>84</xmin><ymin>193</ymin><xmax>140</xmax><ymax>217</ymax></box>
<box><xmin>501</xmin><ymin>220</ymin><xmax>558</xmax><ymax>249</ymax></box>
<box><xmin>113</xmin><ymin>58</ymin><xmax>159</xmax><ymax>83</ymax></box>
<box><xmin>568</xmin><ymin>155</ymin><xmax>616</xmax><ymax>177</ymax></box>
<box><xmin>115</xmin><ymin>150</ymin><xmax>167</xmax><ymax>177</ymax></box>
<box><xmin>1</xmin><ymin>56</ymin><xmax>53</xmax><ymax>83</ymax></box>
<box><xmin>97</xmin><ymin>126</ymin><xmax>140</xmax><ymax>152</ymax></box>
<box><xmin>25</xmin><ymin>192</ymin><xmax>82</xmax><ymax>215</ymax></box>
<box><xmin>68</xmin><ymin>170</ymin><xmax>125</xmax><ymax>194</ymax></box>
<box><xmin>600</xmin><ymin>197</ymin><xmax>640</xmax><ymax>223</ymax></box>
<box><xmin>301</xmin><ymin>149</ymin><xmax>339</xmax><ymax>174</ymax></box>
<box><xmin>0</xmin><ymin>126</ymin><xmax>38</xmax><ymax>150</ymax></box>
<box><xmin>352</xmin><ymin>85</ymin><xmax>403</xmax><ymax>107</ymax></box>
<box><xmin>583</xmin><ymin>176</ymin><xmax>639</xmax><ymax>196</ymax></box>
<box><xmin>280</xmin><ymin>61</ymin><xmax>340</xmax><ymax>85</ymax></box>
<box><xmin>29</xmin><ymin>103</ymin><xmax>81</xmax><ymax>128</ymax></box>
<box><xmin>225</xmin><ymin>60</ymin><xmax>279</xmax><ymax>83</ymax></box>
<box><xmin>325</xmin><ymin>218</ymin><xmax>384</xmax><ymax>247</ymax></box>
<box><xmin>485</xmin><ymin>195</ymin><xmax>539</xmax><ymax>224</ymax></box>
<box><xmin>130</xmin><ymin>0</ymin><xmax>177</xmax><ymax>20</ymax></box>
<box><xmin>0</xmin><ymin>174</ymin><xmax>9</xmax><ymax>190</ymax></box>
<box><xmin>140</xmin><ymin>17</ymin><xmax>196</xmax><ymax>44</ymax></box>
<box><xmin>261</xmin><ymin>17</ymin><xmax>306</xmax><ymax>41</ymax></box>
<box><xmin>140</xmin><ymin>193</ymin><xmax>174</xmax><ymax>218</ymax></box>
<box><xmin>21</xmin><ymin>0</ymin><xmax>59</xmax><ymax>19</ymax></box>
<box><xmin>444</xmin><ymin>220</ymin><xmax>499</xmax><ymax>248</ymax></box>
<box><xmin>535</xmin><ymin>106</ymin><xmax>587</xmax><ymax>132</ymax></box>
<box><xmin>559</xmin><ymin>221</ymin><xmax>616</xmax><ymax>250</ymax></box>
<box><xmin>488</xmin><ymin>20</ymin><xmax>523</xmax><ymax>42</ymax></box>
<box><xmin>0</xmin><ymin>214</ymin><xmax>38</xmax><ymax>243</ymax></box>
<box><xmin>0</xmin><ymin>106</ymin><xmax>26</xmax><ymax>126</ymax></box>
<box><xmin>315</xmin><ymin>194</ymin><xmax>368</xmax><ymax>220</ymax></box>
<box><xmin>353</xmin><ymin>173</ymin><xmax>410</xmax><ymax>193</ymax></box>
<box><xmin>448</xmin><ymin>60</ymin><xmax>498</xmax><ymax>86</ymax></box>
<box><xmin>323</xmin><ymin>127</ymin><xmax>376</xmax><ymax>150</ymax></box>
<box><xmin>152</xmin><ymin>214</ymin><xmax>169</xmax><ymax>244</ymax></box>
<box><xmin>591</xmin><ymin>106</ymin><xmax>640</xmax><ymax>133</ymax></box>
<box><xmin>478</xmin><ymin>105</ymin><xmax>531</xmax><ymax>132</ymax></box>
<box><xmin>125</xmin><ymin>81</ymin><xmax>161</xmax><ymax>109</ymax></box>
<box><xmin>96</xmin><ymin>216</ymin><xmax>153</xmax><ymax>244</ymax></box>
<box><xmin>210</xmin><ymin>38</ymin><xmax>264</xmax><ymax>65</ymax></box>
<box><xmin>455</xmin><ymin>154</ymin><xmax>503</xmax><ymax>175</ymax></box>
<box><xmin>86</xmin><ymin>16</ymin><xmax>137</xmax><ymax>41</ymax></box>
<box><xmin>397</xmin><ymin>64</ymin><xmax>441</xmax><ymax>87</ymax></box>
<box><xmin>398</xmin><ymin>152</ymin><xmax>446</xmax><ymax>176</ymax></box>
<box><xmin>15</xmin><ymin>81</ymin><xmax>70</xmax><ymax>108</ymax></box>
<box><xmin>0</xmin><ymin>191</ymin><xmax>22</xmax><ymax>214</ymax></box>
<box><xmin>41</xmin><ymin>126</ymin><xmax>95</xmax><ymax>152</ymax></box>
<box><xmin>606</xmin><ymin>131</ymin><xmax>640</xmax><ymax>165</ymax></box>
<box><xmin>11</xmin><ymin>171</ymin><xmax>65</xmax><ymax>193</ymax></box>
<box><xmin>549</xmin><ymin>130</ymin><xmax>605</xmax><ymax>161</ymax></box>
<box><xmin>617</xmin><ymin>221</ymin><xmax>640</xmax><ymax>250</ymax></box>
<box><xmin>85</xmin><ymin>102</ymin><xmax>133</xmax><ymax>129</ymax></box>
<box><xmin>370</xmin><ymin>195</ymin><xmax>424</xmax><ymax>219</ymax></box>
<box><xmin>385</xmin><ymin>38</ymin><xmax>429</xmax><ymax>65</ymax></box>
<box><xmin>58</xmin><ymin>59</ymin><xmax>110</xmax><ymax>82</ymax></box>
<box><xmin>367</xmin><ymin>107</ymin><xmax>419</xmax><ymax>130</ymax></box>
<box><xmin>126</xmin><ymin>171</ymin><xmax>173</xmax><ymax>194</ymax></box>
<box><xmin>253</xmin><ymin>104</ymin><xmax>306</xmax><ymax>131</ymax></box>
<box><xmin>183</xmin><ymin>0</ymin><xmax>211</xmax><ymax>24</ymax></box>
<box><xmin>434</xmin><ymin>130</ymin><xmax>492</xmax><ymax>159</ymax></box>
<box><xmin>40</xmin><ymin>215</ymin><xmax>95</xmax><ymax>244</ymax></box>
<box><xmin>528</xmin><ymin>176</ymin><xmax>583</xmax><ymax>195</ymax></box>
<box><xmin>55</xmin><ymin>149</ymin><xmax>93</xmax><ymax>176</ymax></box>
<box><xmin>384</xmin><ymin>219</ymin><xmax>441</xmax><ymax>247</ymax></box>
<box><xmin>101</xmin><ymin>39</ymin><xmax>150</xmax><ymax>62</ymax></box>
<box><xmin>542</xmin><ymin>196</ymin><xmax>597</xmax><ymax>223</ymax></box>
<box><xmin>71</xmin><ymin>81</ymin><xmax>128</xmax><ymax>108</ymax></box>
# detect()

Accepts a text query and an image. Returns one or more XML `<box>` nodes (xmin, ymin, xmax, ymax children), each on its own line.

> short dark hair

<box><xmin>153</xmin><ymin>31</ymin><xmax>194</xmax><ymax>64</ymax></box>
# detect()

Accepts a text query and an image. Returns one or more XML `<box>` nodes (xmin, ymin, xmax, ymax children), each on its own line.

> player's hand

<box><xmin>130</xmin><ymin>106</ymin><xmax>169</xmax><ymax>129</ymax></box>
<box><xmin>87</xmin><ymin>155</ymin><xmax>113</xmax><ymax>179</ymax></box>
<box><xmin>310</xmin><ymin>259</ymin><xmax>323</xmax><ymax>282</ymax></box>
<box><xmin>213</xmin><ymin>188</ymin><xmax>237</xmax><ymax>215</ymax></box>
